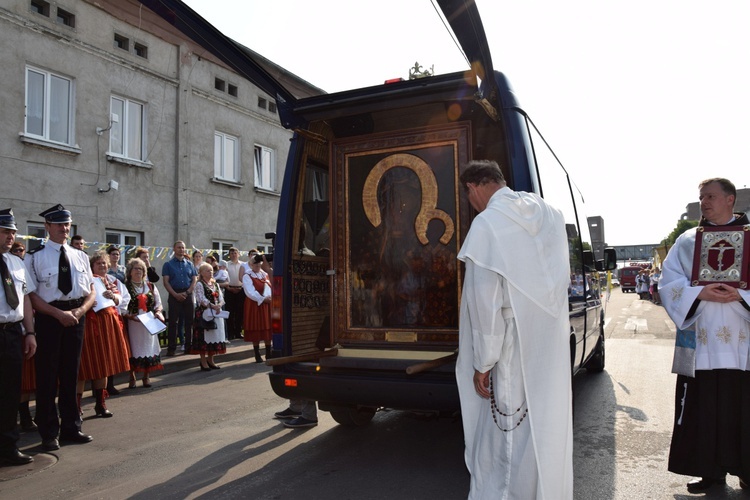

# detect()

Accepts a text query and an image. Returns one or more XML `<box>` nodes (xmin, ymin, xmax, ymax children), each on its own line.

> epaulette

<box><xmin>27</xmin><ymin>245</ymin><xmax>45</xmax><ymax>254</ymax></box>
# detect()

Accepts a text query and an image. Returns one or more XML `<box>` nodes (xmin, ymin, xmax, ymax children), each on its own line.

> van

<box><xmin>147</xmin><ymin>0</ymin><xmax>617</xmax><ymax>426</ymax></box>
<box><xmin>620</xmin><ymin>264</ymin><xmax>649</xmax><ymax>293</ymax></box>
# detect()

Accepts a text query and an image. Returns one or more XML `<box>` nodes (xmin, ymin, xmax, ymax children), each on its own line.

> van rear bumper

<box><xmin>268</xmin><ymin>362</ymin><xmax>460</xmax><ymax>412</ymax></box>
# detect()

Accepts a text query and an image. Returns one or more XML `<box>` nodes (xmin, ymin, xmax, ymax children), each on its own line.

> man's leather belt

<box><xmin>0</xmin><ymin>321</ymin><xmax>21</xmax><ymax>330</ymax></box>
<box><xmin>50</xmin><ymin>298</ymin><xmax>85</xmax><ymax>310</ymax></box>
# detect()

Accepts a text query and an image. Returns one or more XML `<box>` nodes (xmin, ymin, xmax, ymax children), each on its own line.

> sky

<box><xmin>183</xmin><ymin>0</ymin><xmax>749</xmax><ymax>246</ymax></box>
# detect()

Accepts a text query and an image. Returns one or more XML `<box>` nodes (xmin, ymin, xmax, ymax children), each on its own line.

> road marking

<box><xmin>624</xmin><ymin>317</ymin><xmax>648</xmax><ymax>332</ymax></box>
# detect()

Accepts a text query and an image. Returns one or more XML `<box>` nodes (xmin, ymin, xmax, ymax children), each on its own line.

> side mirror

<box><xmin>595</xmin><ymin>259</ymin><xmax>605</xmax><ymax>272</ymax></box>
<box><xmin>603</xmin><ymin>248</ymin><xmax>617</xmax><ymax>270</ymax></box>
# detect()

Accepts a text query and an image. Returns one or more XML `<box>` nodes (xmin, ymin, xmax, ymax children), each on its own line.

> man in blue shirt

<box><xmin>162</xmin><ymin>241</ymin><xmax>197</xmax><ymax>356</ymax></box>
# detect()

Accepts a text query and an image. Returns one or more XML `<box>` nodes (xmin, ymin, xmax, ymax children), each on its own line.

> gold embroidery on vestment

<box><xmin>671</xmin><ymin>286</ymin><xmax>683</xmax><ymax>303</ymax></box>
<box><xmin>716</xmin><ymin>326</ymin><xmax>732</xmax><ymax>344</ymax></box>
<box><xmin>739</xmin><ymin>329</ymin><xmax>748</xmax><ymax>343</ymax></box>
<box><xmin>698</xmin><ymin>327</ymin><xmax>708</xmax><ymax>345</ymax></box>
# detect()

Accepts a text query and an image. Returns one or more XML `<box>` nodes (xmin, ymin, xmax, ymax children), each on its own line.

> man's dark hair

<box><xmin>106</xmin><ymin>244</ymin><xmax>120</xmax><ymax>254</ymax></box>
<box><xmin>459</xmin><ymin>160</ymin><xmax>506</xmax><ymax>188</ymax></box>
<box><xmin>71</xmin><ymin>235</ymin><xmax>84</xmax><ymax>243</ymax></box>
<box><xmin>699</xmin><ymin>178</ymin><xmax>736</xmax><ymax>200</ymax></box>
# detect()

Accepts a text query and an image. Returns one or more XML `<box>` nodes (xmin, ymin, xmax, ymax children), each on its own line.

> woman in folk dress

<box><xmin>190</xmin><ymin>263</ymin><xmax>227</xmax><ymax>370</ymax></box>
<box><xmin>124</xmin><ymin>258</ymin><xmax>164</xmax><ymax>388</ymax></box>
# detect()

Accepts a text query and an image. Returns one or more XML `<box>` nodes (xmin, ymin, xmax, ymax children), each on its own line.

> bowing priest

<box><xmin>660</xmin><ymin>178</ymin><xmax>750</xmax><ymax>493</ymax></box>
<box><xmin>456</xmin><ymin>160</ymin><xmax>572</xmax><ymax>499</ymax></box>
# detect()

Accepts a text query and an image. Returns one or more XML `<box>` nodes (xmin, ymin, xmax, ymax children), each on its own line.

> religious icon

<box><xmin>691</xmin><ymin>225</ymin><xmax>750</xmax><ymax>288</ymax></box>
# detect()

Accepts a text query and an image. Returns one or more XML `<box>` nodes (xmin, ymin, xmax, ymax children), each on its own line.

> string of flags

<box><xmin>15</xmin><ymin>234</ymin><xmax>252</xmax><ymax>261</ymax></box>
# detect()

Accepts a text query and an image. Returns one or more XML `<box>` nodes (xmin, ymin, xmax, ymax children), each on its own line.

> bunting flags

<box><xmin>15</xmin><ymin>235</ymin><xmax>251</xmax><ymax>260</ymax></box>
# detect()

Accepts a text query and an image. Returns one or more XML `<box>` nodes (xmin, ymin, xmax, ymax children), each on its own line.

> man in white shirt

<box><xmin>26</xmin><ymin>205</ymin><xmax>95</xmax><ymax>451</ymax></box>
<box><xmin>0</xmin><ymin>209</ymin><xmax>37</xmax><ymax>465</ymax></box>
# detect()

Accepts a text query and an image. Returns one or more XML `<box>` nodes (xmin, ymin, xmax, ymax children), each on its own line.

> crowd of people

<box><xmin>635</xmin><ymin>266</ymin><xmax>662</xmax><ymax>304</ymax></box>
<box><xmin>0</xmin><ymin>204</ymin><xmax>281</xmax><ymax>467</ymax></box>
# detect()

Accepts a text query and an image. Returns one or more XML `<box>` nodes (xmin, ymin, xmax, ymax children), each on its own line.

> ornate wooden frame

<box><xmin>330</xmin><ymin>123</ymin><xmax>471</xmax><ymax>344</ymax></box>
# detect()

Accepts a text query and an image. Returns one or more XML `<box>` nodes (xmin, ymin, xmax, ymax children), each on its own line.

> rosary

<box><xmin>489</xmin><ymin>373</ymin><xmax>528</xmax><ymax>432</ymax></box>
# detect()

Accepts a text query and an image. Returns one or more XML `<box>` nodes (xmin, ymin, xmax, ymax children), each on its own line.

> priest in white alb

<box><xmin>660</xmin><ymin>177</ymin><xmax>750</xmax><ymax>493</ymax></box>
<box><xmin>456</xmin><ymin>160</ymin><xmax>573</xmax><ymax>499</ymax></box>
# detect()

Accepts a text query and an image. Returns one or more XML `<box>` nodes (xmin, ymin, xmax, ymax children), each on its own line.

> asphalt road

<box><xmin>2</xmin><ymin>289</ymin><xmax>748</xmax><ymax>499</ymax></box>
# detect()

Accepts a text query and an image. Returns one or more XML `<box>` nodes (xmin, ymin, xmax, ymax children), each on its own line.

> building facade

<box><xmin>0</xmin><ymin>0</ymin><xmax>322</xmax><ymax>259</ymax></box>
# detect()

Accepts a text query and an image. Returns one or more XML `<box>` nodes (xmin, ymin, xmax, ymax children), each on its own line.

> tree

<box><xmin>663</xmin><ymin>219</ymin><xmax>699</xmax><ymax>246</ymax></box>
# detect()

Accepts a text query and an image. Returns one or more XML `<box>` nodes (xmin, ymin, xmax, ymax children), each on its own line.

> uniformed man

<box><xmin>26</xmin><ymin>205</ymin><xmax>95</xmax><ymax>451</ymax></box>
<box><xmin>0</xmin><ymin>209</ymin><xmax>37</xmax><ymax>465</ymax></box>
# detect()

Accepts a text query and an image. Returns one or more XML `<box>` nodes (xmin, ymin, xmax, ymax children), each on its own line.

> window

<box><xmin>26</xmin><ymin>223</ymin><xmax>47</xmax><ymax>251</ymax></box>
<box><xmin>105</xmin><ymin>230</ymin><xmax>142</xmax><ymax>263</ymax></box>
<box><xmin>257</xmin><ymin>97</ymin><xmax>267</xmax><ymax>109</ymax></box>
<box><xmin>212</xmin><ymin>241</ymin><xmax>235</xmax><ymax>259</ymax></box>
<box><xmin>228</xmin><ymin>84</ymin><xmax>238</xmax><ymax>97</ymax></box>
<box><xmin>114</xmin><ymin>33</ymin><xmax>129</xmax><ymax>51</ymax></box>
<box><xmin>254</xmin><ymin>145</ymin><xmax>275</xmax><ymax>191</ymax></box>
<box><xmin>25</xmin><ymin>66</ymin><xmax>74</xmax><ymax>145</ymax></box>
<box><xmin>30</xmin><ymin>0</ymin><xmax>50</xmax><ymax>16</ymax></box>
<box><xmin>256</xmin><ymin>244</ymin><xmax>273</xmax><ymax>255</ymax></box>
<box><xmin>134</xmin><ymin>43</ymin><xmax>148</xmax><ymax>59</ymax></box>
<box><xmin>214</xmin><ymin>78</ymin><xmax>225</xmax><ymax>92</ymax></box>
<box><xmin>56</xmin><ymin>7</ymin><xmax>75</xmax><ymax>27</ymax></box>
<box><xmin>214</xmin><ymin>132</ymin><xmax>240</xmax><ymax>183</ymax></box>
<box><xmin>268</xmin><ymin>101</ymin><xmax>277</xmax><ymax>113</ymax></box>
<box><xmin>109</xmin><ymin>96</ymin><xmax>145</xmax><ymax>161</ymax></box>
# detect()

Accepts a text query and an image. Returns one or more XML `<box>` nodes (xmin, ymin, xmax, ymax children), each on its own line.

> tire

<box><xmin>586</xmin><ymin>331</ymin><xmax>605</xmax><ymax>373</ymax></box>
<box><xmin>329</xmin><ymin>407</ymin><xmax>376</xmax><ymax>427</ymax></box>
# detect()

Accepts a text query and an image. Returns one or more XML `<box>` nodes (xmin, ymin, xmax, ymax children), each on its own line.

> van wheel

<box><xmin>330</xmin><ymin>407</ymin><xmax>376</xmax><ymax>427</ymax></box>
<box><xmin>587</xmin><ymin>332</ymin><xmax>605</xmax><ymax>373</ymax></box>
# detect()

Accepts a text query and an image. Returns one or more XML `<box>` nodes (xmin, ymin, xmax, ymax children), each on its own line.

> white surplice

<box><xmin>457</xmin><ymin>187</ymin><xmax>572</xmax><ymax>500</ymax></box>
<box><xmin>660</xmin><ymin>225</ymin><xmax>750</xmax><ymax>376</ymax></box>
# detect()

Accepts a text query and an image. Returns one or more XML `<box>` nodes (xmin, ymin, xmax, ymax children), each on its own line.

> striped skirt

<box><xmin>78</xmin><ymin>306</ymin><xmax>131</xmax><ymax>380</ymax></box>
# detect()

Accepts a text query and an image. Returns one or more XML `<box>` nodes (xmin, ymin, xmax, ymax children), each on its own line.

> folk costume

<box><xmin>190</xmin><ymin>279</ymin><xmax>227</xmax><ymax>355</ymax></box>
<box><xmin>78</xmin><ymin>274</ymin><xmax>131</xmax><ymax>381</ymax></box>
<box><xmin>125</xmin><ymin>280</ymin><xmax>164</xmax><ymax>372</ymax></box>
<box><xmin>242</xmin><ymin>269</ymin><xmax>272</xmax><ymax>344</ymax></box>
<box><xmin>456</xmin><ymin>187</ymin><xmax>572</xmax><ymax>500</ymax></box>
<box><xmin>660</xmin><ymin>212</ymin><xmax>750</xmax><ymax>480</ymax></box>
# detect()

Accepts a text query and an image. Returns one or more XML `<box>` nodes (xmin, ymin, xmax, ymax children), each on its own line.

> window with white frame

<box><xmin>254</xmin><ymin>145</ymin><xmax>275</xmax><ymax>191</ymax></box>
<box><xmin>25</xmin><ymin>66</ymin><xmax>74</xmax><ymax>145</ymax></box>
<box><xmin>109</xmin><ymin>96</ymin><xmax>145</xmax><ymax>161</ymax></box>
<box><xmin>212</xmin><ymin>241</ymin><xmax>235</xmax><ymax>259</ymax></box>
<box><xmin>214</xmin><ymin>132</ymin><xmax>240</xmax><ymax>182</ymax></box>
<box><xmin>105</xmin><ymin>229</ymin><xmax>142</xmax><ymax>263</ymax></box>
<box><xmin>26</xmin><ymin>223</ymin><xmax>47</xmax><ymax>251</ymax></box>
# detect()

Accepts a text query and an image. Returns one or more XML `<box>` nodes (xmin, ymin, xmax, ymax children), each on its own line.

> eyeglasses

<box><xmin>10</xmin><ymin>249</ymin><xmax>23</xmax><ymax>254</ymax></box>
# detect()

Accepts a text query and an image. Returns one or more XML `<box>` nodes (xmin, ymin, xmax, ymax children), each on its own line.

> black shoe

<box><xmin>59</xmin><ymin>431</ymin><xmax>93</xmax><ymax>444</ymax></box>
<box><xmin>274</xmin><ymin>408</ymin><xmax>302</xmax><ymax>420</ymax></box>
<box><xmin>0</xmin><ymin>449</ymin><xmax>34</xmax><ymax>466</ymax></box>
<box><xmin>166</xmin><ymin>350</ymin><xmax>176</xmax><ymax>357</ymax></box>
<box><xmin>686</xmin><ymin>476</ymin><xmax>726</xmax><ymax>492</ymax></box>
<box><xmin>200</xmin><ymin>362</ymin><xmax>211</xmax><ymax>372</ymax></box>
<box><xmin>282</xmin><ymin>417</ymin><xmax>318</xmax><ymax>429</ymax></box>
<box><xmin>208</xmin><ymin>362</ymin><xmax>220</xmax><ymax>369</ymax></box>
<box><xmin>94</xmin><ymin>405</ymin><xmax>113</xmax><ymax>418</ymax></box>
<box><xmin>106</xmin><ymin>386</ymin><xmax>120</xmax><ymax>396</ymax></box>
<box><xmin>41</xmin><ymin>438</ymin><xmax>60</xmax><ymax>451</ymax></box>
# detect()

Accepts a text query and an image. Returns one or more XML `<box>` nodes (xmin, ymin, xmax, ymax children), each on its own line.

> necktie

<box><xmin>0</xmin><ymin>255</ymin><xmax>19</xmax><ymax>309</ymax></box>
<box><xmin>58</xmin><ymin>246</ymin><xmax>73</xmax><ymax>295</ymax></box>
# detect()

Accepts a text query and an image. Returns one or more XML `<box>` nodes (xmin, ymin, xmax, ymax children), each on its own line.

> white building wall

<box><xmin>0</xmin><ymin>0</ymin><xmax>297</xmax><ymax>258</ymax></box>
